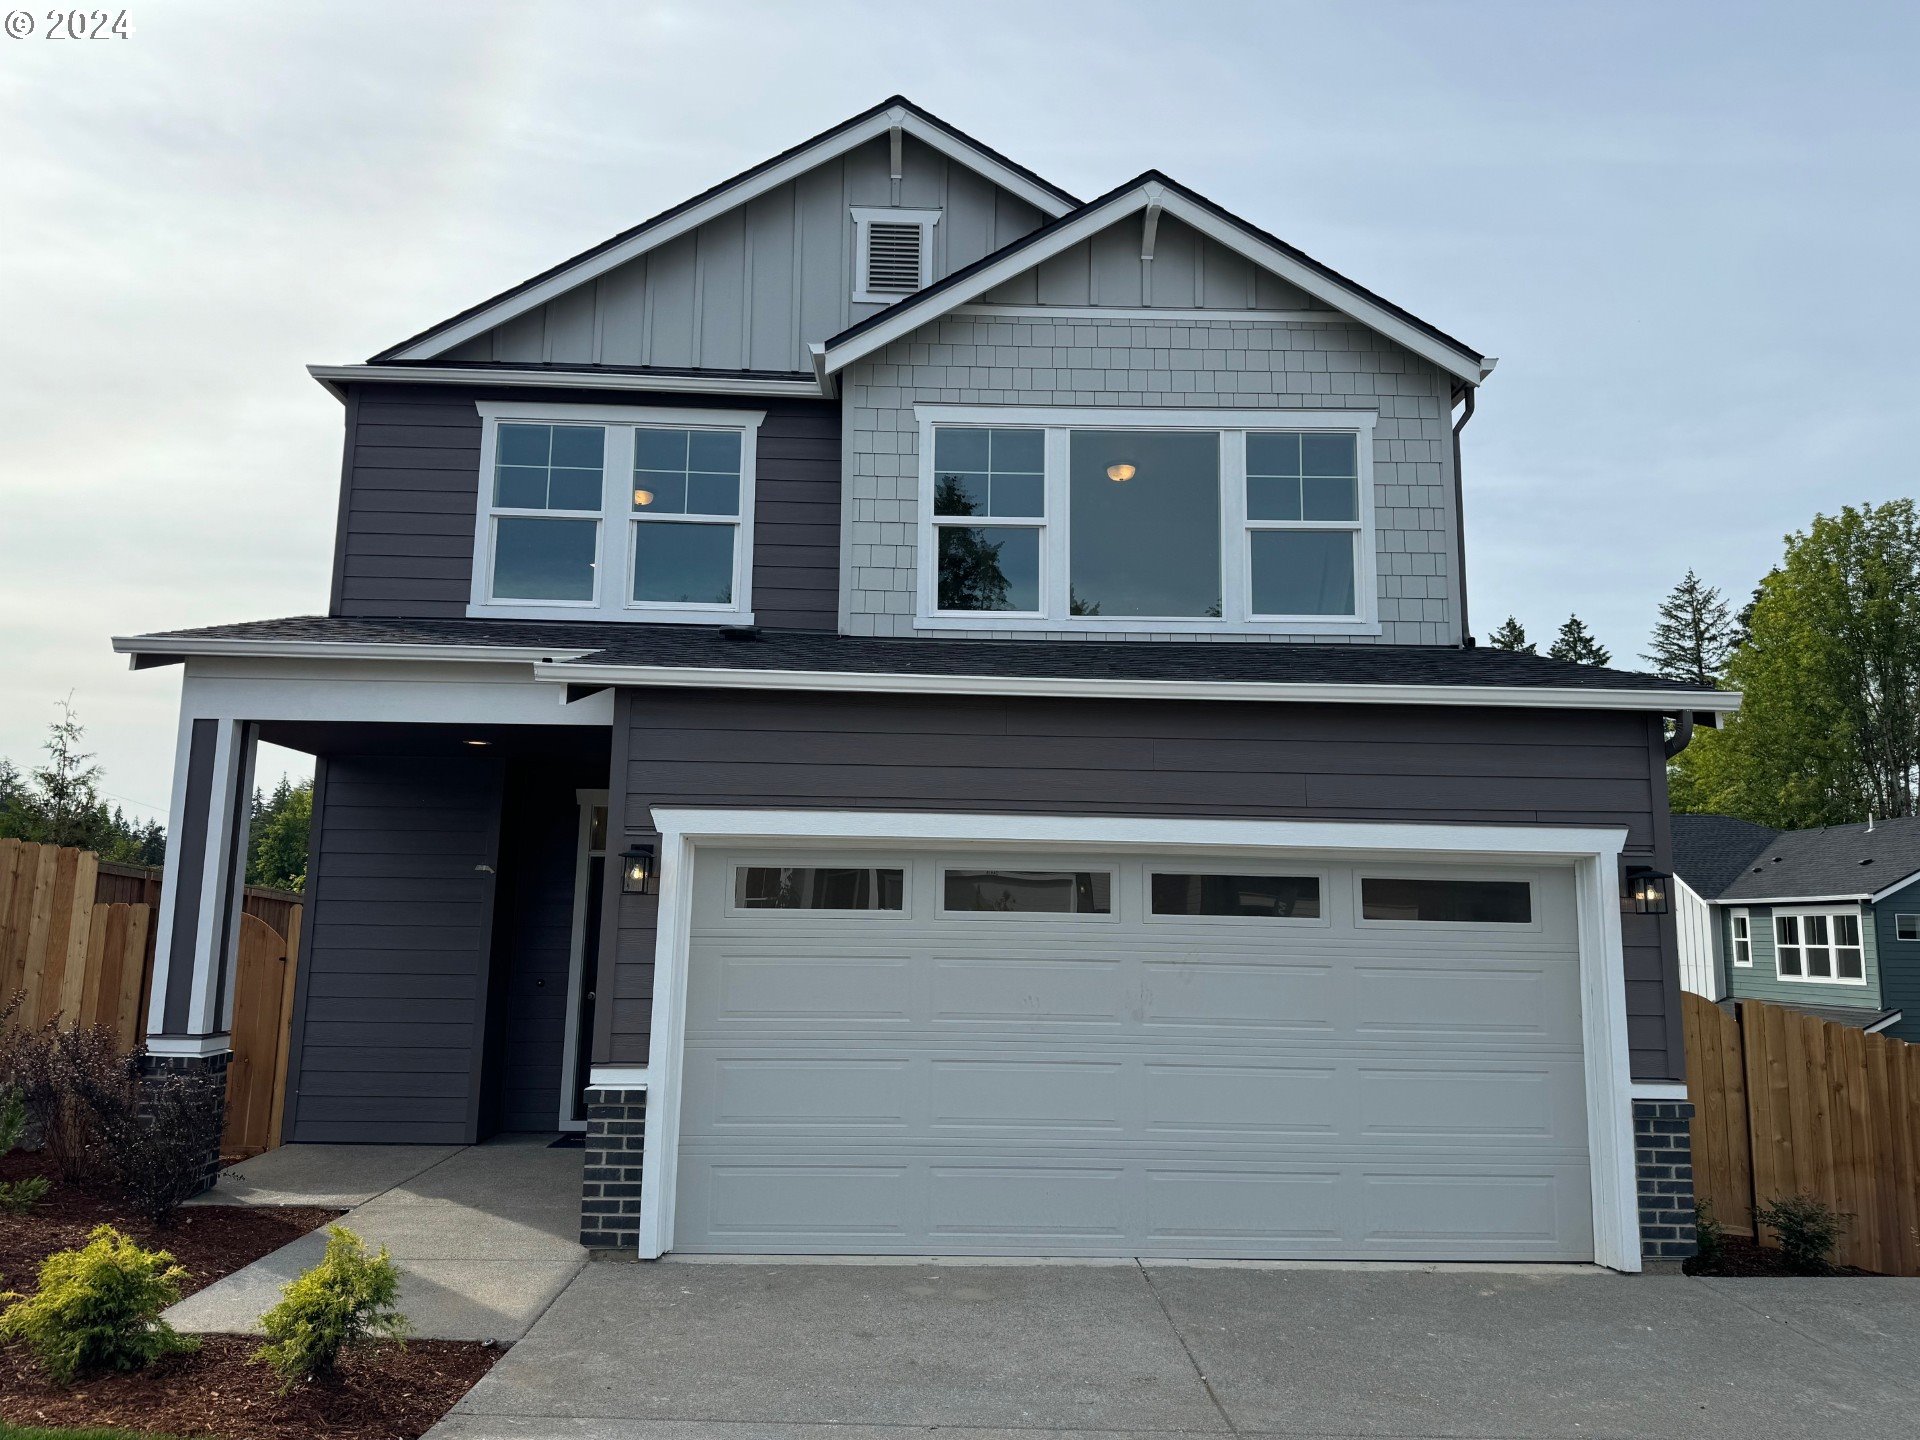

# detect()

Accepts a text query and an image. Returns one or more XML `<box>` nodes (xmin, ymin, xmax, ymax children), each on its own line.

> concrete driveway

<box><xmin>428</xmin><ymin>1260</ymin><xmax>1920</xmax><ymax>1439</ymax></box>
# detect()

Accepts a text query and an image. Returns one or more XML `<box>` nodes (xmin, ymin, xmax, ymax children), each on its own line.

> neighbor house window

<box><xmin>471</xmin><ymin>403</ymin><xmax>761</xmax><ymax>622</ymax></box>
<box><xmin>1898</xmin><ymin>914</ymin><xmax>1920</xmax><ymax>942</ymax></box>
<box><xmin>1773</xmin><ymin>910</ymin><xmax>1866</xmax><ymax>983</ymax></box>
<box><xmin>1730</xmin><ymin>910</ymin><xmax>1753</xmax><ymax>967</ymax></box>
<box><xmin>916</xmin><ymin>406</ymin><xmax>1376</xmax><ymax>632</ymax></box>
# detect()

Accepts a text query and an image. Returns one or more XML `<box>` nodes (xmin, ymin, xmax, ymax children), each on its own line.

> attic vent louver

<box><xmin>852</xmin><ymin>207</ymin><xmax>939</xmax><ymax>304</ymax></box>
<box><xmin>865</xmin><ymin>223</ymin><xmax>924</xmax><ymax>295</ymax></box>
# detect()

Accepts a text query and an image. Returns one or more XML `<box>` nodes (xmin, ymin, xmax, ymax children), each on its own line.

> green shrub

<box><xmin>1692</xmin><ymin>1200</ymin><xmax>1725</xmax><ymax>1267</ymax></box>
<box><xmin>1756</xmin><ymin>1193</ymin><xmax>1851</xmax><ymax>1273</ymax></box>
<box><xmin>0</xmin><ymin>1225</ymin><xmax>198</xmax><ymax>1384</ymax></box>
<box><xmin>254</xmin><ymin>1226</ymin><xmax>407</xmax><ymax>1390</ymax></box>
<box><xmin>0</xmin><ymin>1081</ymin><xmax>52</xmax><ymax>1215</ymax></box>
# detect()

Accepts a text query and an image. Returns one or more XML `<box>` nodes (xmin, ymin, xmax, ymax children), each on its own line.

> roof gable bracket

<box><xmin>1139</xmin><ymin>187</ymin><xmax>1164</xmax><ymax>304</ymax></box>
<box><xmin>889</xmin><ymin>113</ymin><xmax>904</xmax><ymax>204</ymax></box>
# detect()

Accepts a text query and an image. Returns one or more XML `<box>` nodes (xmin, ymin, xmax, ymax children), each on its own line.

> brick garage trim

<box><xmin>580</xmin><ymin>1086</ymin><xmax>646</xmax><ymax>1250</ymax></box>
<box><xmin>1634</xmin><ymin>1098</ymin><xmax>1697</xmax><ymax>1260</ymax></box>
<box><xmin>840</xmin><ymin>315</ymin><xmax>1459</xmax><ymax>645</ymax></box>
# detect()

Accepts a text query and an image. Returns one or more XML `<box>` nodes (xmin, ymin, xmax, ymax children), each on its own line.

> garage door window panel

<box><xmin>941</xmin><ymin>868</ymin><xmax>1114</xmax><ymax>916</ymax></box>
<box><xmin>1359</xmin><ymin>877</ymin><xmax>1535</xmax><ymax>926</ymax></box>
<box><xmin>732</xmin><ymin>866</ymin><xmax>906</xmax><ymax>913</ymax></box>
<box><xmin>1149</xmin><ymin>872</ymin><xmax>1323</xmax><ymax>921</ymax></box>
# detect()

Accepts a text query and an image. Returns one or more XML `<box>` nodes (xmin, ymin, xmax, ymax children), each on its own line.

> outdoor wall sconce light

<box><xmin>621</xmin><ymin>843</ymin><xmax>657</xmax><ymax>896</ymax></box>
<box><xmin>1623</xmin><ymin>866</ymin><xmax>1671</xmax><ymax>915</ymax></box>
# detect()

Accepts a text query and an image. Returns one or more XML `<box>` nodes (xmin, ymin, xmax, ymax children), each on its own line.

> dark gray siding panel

<box><xmin>331</xmin><ymin>383</ymin><xmax>840</xmax><ymax>631</ymax></box>
<box><xmin>607</xmin><ymin>690</ymin><xmax>1684</xmax><ymax>1080</ymax></box>
<box><xmin>285</xmin><ymin>755</ymin><xmax>502</xmax><ymax>1144</ymax></box>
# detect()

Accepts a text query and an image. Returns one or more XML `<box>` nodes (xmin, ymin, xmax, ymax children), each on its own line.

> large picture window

<box><xmin>471</xmin><ymin>402</ymin><xmax>761</xmax><ymax>622</ymax></box>
<box><xmin>1774</xmin><ymin>909</ymin><xmax>1867</xmax><ymax>984</ymax></box>
<box><xmin>916</xmin><ymin>406</ymin><xmax>1377</xmax><ymax>633</ymax></box>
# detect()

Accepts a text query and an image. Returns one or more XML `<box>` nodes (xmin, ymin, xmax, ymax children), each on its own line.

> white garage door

<box><xmin>673</xmin><ymin>848</ymin><xmax>1593</xmax><ymax>1260</ymax></box>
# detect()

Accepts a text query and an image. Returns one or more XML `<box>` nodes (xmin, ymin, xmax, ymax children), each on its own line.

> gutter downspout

<box><xmin>1664</xmin><ymin>710</ymin><xmax>1696</xmax><ymax>759</ymax></box>
<box><xmin>1451</xmin><ymin>383</ymin><xmax>1475</xmax><ymax>642</ymax></box>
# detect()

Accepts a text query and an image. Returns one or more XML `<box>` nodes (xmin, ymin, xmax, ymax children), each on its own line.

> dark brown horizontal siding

<box><xmin>331</xmin><ymin>383</ymin><xmax>840</xmax><ymax>630</ymax></box>
<box><xmin>602</xmin><ymin>689</ymin><xmax>1686</xmax><ymax>1082</ymax></box>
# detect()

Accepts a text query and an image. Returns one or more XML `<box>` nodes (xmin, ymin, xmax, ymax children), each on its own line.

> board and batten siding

<box><xmin>439</xmin><ymin>134</ymin><xmax>1047</xmax><ymax>374</ymax></box>
<box><xmin>839</xmin><ymin>313</ymin><xmax>1460</xmax><ymax>645</ymax></box>
<box><xmin>281</xmin><ymin>755</ymin><xmax>503</xmax><ymax>1145</ymax></box>
<box><xmin>330</xmin><ymin>383</ymin><xmax>841</xmax><ymax>632</ymax></box>
<box><xmin>1675</xmin><ymin>877</ymin><xmax>1723</xmax><ymax>1000</ymax></box>
<box><xmin>1874</xmin><ymin>876</ymin><xmax>1920</xmax><ymax>1042</ymax></box>
<box><xmin>599</xmin><ymin>689</ymin><xmax>1685</xmax><ymax>1082</ymax></box>
<box><xmin>1722</xmin><ymin>901</ymin><xmax>1884</xmax><ymax>1012</ymax></box>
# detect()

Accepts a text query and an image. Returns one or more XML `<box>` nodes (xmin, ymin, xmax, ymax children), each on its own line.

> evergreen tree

<box><xmin>1548</xmin><ymin>615</ymin><xmax>1611</xmax><ymax>667</ymax></box>
<box><xmin>933</xmin><ymin>474</ymin><xmax>1012</xmax><ymax>612</ymax></box>
<box><xmin>32</xmin><ymin>698</ymin><xmax>104</xmax><ymax>848</ymax></box>
<box><xmin>247</xmin><ymin>776</ymin><xmax>313</xmax><ymax>892</ymax></box>
<box><xmin>1644</xmin><ymin>570</ymin><xmax>1736</xmax><ymax>687</ymax></box>
<box><xmin>1487</xmin><ymin>616</ymin><xmax>1535</xmax><ymax>653</ymax></box>
<box><xmin>1671</xmin><ymin>500</ymin><xmax>1920</xmax><ymax>825</ymax></box>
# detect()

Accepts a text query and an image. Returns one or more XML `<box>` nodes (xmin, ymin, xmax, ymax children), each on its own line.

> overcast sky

<box><xmin>1</xmin><ymin>0</ymin><xmax>1914</xmax><ymax>818</ymax></box>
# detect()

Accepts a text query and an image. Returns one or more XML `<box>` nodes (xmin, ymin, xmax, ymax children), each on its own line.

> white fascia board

<box><xmin>386</xmin><ymin>108</ymin><xmax>1074</xmax><ymax>363</ymax></box>
<box><xmin>1866</xmin><ymin>1011</ymin><xmax>1905</xmax><ymax>1035</ymax></box>
<box><xmin>113</xmin><ymin>635</ymin><xmax>596</xmax><ymax>665</ymax></box>
<box><xmin>823</xmin><ymin>184</ymin><xmax>1490</xmax><ymax>384</ymax></box>
<box><xmin>534</xmin><ymin>659</ymin><xmax>1735</xmax><ymax>714</ymax></box>
<box><xmin>1715</xmin><ymin>892</ymin><xmax>1874</xmax><ymax>906</ymax></box>
<box><xmin>309</xmin><ymin>365</ymin><xmax>823</xmax><ymax>401</ymax></box>
<box><xmin>1869</xmin><ymin>871</ymin><xmax>1920</xmax><ymax>903</ymax></box>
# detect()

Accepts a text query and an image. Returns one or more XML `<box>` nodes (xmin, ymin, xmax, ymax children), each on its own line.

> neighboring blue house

<box><xmin>1672</xmin><ymin>813</ymin><xmax>1920</xmax><ymax>1038</ymax></box>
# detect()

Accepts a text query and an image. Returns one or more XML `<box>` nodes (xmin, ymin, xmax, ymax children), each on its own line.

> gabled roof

<box><xmin>819</xmin><ymin>171</ymin><xmax>1493</xmax><ymax>385</ymax></box>
<box><xmin>1671</xmin><ymin>814</ymin><xmax>1779</xmax><ymax>900</ymax></box>
<box><xmin>1714</xmin><ymin>815</ymin><xmax>1920</xmax><ymax>904</ymax></box>
<box><xmin>372</xmin><ymin>96</ymin><xmax>1079</xmax><ymax>364</ymax></box>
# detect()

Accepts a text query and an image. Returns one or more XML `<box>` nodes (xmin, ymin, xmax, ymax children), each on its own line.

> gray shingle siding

<box><xmin>329</xmin><ymin>383</ymin><xmax>841</xmax><ymax>632</ymax></box>
<box><xmin>839</xmin><ymin>315</ymin><xmax>1458</xmax><ymax>644</ymax></box>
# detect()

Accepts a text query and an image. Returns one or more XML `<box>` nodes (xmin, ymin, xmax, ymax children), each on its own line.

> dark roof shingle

<box><xmin>1716</xmin><ymin>815</ymin><xmax>1920</xmax><ymax>902</ymax></box>
<box><xmin>1671</xmin><ymin>814</ymin><xmax>1779</xmax><ymax>899</ymax></box>
<box><xmin>123</xmin><ymin>615</ymin><xmax>1711</xmax><ymax>695</ymax></box>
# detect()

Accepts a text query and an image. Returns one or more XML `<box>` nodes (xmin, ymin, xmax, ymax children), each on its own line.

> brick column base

<box><xmin>581</xmin><ymin>1087</ymin><xmax>646</xmax><ymax>1250</ymax></box>
<box><xmin>137</xmin><ymin>1050</ymin><xmax>231</xmax><ymax>1201</ymax></box>
<box><xmin>1633</xmin><ymin>1098</ymin><xmax>1696</xmax><ymax>1261</ymax></box>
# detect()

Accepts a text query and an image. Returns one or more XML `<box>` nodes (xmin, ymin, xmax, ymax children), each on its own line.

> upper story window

<box><xmin>852</xmin><ymin>207</ymin><xmax>939</xmax><ymax>304</ymax></box>
<box><xmin>914</xmin><ymin>406</ymin><xmax>1377</xmax><ymax>634</ymax></box>
<box><xmin>470</xmin><ymin>402</ymin><xmax>762</xmax><ymax>623</ymax></box>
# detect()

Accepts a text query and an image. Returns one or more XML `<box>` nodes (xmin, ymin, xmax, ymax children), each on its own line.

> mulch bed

<box><xmin>0</xmin><ymin>1152</ymin><xmax>341</xmax><ymax>1301</ymax></box>
<box><xmin>0</xmin><ymin>1333</ymin><xmax>502</xmax><ymax>1439</ymax></box>
<box><xmin>0</xmin><ymin>1153</ymin><xmax>503</xmax><ymax>1437</ymax></box>
<box><xmin>1685</xmin><ymin>1233</ymin><xmax>1880</xmax><ymax>1277</ymax></box>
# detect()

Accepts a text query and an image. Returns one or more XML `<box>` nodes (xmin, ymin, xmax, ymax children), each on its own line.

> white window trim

<box><xmin>468</xmin><ymin>400</ymin><xmax>763</xmax><ymax>624</ymax></box>
<box><xmin>851</xmin><ymin>206</ymin><xmax>941</xmax><ymax>304</ymax></box>
<box><xmin>912</xmin><ymin>405</ymin><xmax>1380</xmax><ymax>636</ymax></box>
<box><xmin>630</xmin><ymin>810</ymin><xmax>1642</xmax><ymax>1271</ymax></box>
<box><xmin>1771</xmin><ymin>904</ymin><xmax>1868</xmax><ymax>986</ymax></box>
<box><xmin>1897</xmin><ymin>913</ymin><xmax>1920</xmax><ymax>942</ymax></box>
<box><xmin>1730</xmin><ymin>907</ymin><xmax>1753</xmax><ymax>967</ymax></box>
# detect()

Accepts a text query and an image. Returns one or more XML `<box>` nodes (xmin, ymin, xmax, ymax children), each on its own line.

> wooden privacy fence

<box><xmin>1684</xmin><ymin>992</ymin><xmax>1920</xmax><ymax>1275</ymax></box>
<box><xmin>0</xmin><ymin>839</ymin><xmax>151</xmax><ymax>1046</ymax></box>
<box><xmin>1</xmin><ymin>838</ymin><xmax>304</xmax><ymax>1159</ymax></box>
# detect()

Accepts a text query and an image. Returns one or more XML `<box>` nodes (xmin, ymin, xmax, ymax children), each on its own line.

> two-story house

<box><xmin>115</xmin><ymin>98</ymin><xmax>1729</xmax><ymax>1270</ymax></box>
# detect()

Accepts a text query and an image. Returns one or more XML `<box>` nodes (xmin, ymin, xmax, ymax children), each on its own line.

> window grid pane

<box><xmin>494</xmin><ymin>423</ymin><xmax>605</xmax><ymax>512</ymax></box>
<box><xmin>933</xmin><ymin>426</ymin><xmax>1045</xmax><ymax>519</ymax></box>
<box><xmin>633</xmin><ymin>427</ymin><xmax>741</xmax><ymax>517</ymax></box>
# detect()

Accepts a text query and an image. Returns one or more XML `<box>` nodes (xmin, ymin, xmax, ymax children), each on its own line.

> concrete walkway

<box><xmin>427</xmin><ymin>1259</ymin><xmax>1920</xmax><ymax>1439</ymax></box>
<box><xmin>166</xmin><ymin>1135</ymin><xmax>584</xmax><ymax>1342</ymax></box>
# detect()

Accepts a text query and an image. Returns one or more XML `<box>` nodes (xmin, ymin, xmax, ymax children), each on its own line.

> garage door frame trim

<box><xmin>621</xmin><ymin>810</ymin><xmax>1639</xmax><ymax>1270</ymax></box>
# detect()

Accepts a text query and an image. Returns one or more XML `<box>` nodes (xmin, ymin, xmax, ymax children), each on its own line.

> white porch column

<box><xmin>146</xmin><ymin>712</ymin><xmax>256</xmax><ymax>1052</ymax></box>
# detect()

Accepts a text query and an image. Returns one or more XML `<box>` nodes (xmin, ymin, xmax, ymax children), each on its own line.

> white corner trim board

<box><xmin>632</xmin><ymin>808</ymin><xmax>1645</xmax><ymax>1272</ymax></box>
<box><xmin>587</xmin><ymin>1066</ymin><xmax>650</xmax><ymax>1089</ymax></box>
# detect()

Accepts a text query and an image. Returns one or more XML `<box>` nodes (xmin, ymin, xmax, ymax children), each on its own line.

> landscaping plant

<box><xmin>254</xmin><ymin>1225</ymin><xmax>408</xmax><ymax>1391</ymax></box>
<box><xmin>101</xmin><ymin>1068</ymin><xmax>225</xmax><ymax>1226</ymax></box>
<box><xmin>0</xmin><ymin>1080</ymin><xmax>52</xmax><ymax>1214</ymax></box>
<box><xmin>0</xmin><ymin>1225</ymin><xmax>198</xmax><ymax>1384</ymax></box>
<box><xmin>1755</xmin><ymin>1193</ymin><xmax>1851</xmax><ymax>1274</ymax></box>
<box><xmin>1692</xmin><ymin>1200</ymin><xmax>1725</xmax><ymax>1268</ymax></box>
